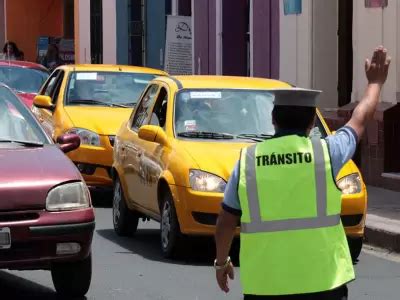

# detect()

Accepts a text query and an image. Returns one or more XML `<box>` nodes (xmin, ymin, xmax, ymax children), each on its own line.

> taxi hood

<box><xmin>180</xmin><ymin>139</ymin><xmax>362</xmax><ymax>183</ymax></box>
<box><xmin>180</xmin><ymin>140</ymin><xmax>251</xmax><ymax>180</ymax></box>
<box><xmin>64</xmin><ymin>106</ymin><xmax>133</xmax><ymax>135</ymax></box>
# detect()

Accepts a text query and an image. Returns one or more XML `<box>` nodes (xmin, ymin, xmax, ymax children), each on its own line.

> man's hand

<box><xmin>346</xmin><ymin>46</ymin><xmax>391</xmax><ymax>138</ymax></box>
<box><xmin>365</xmin><ymin>46</ymin><xmax>391</xmax><ymax>85</ymax></box>
<box><xmin>216</xmin><ymin>262</ymin><xmax>235</xmax><ymax>293</ymax></box>
<box><xmin>215</xmin><ymin>209</ymin><xmax>239</xmax><ymax>293</ymax></box>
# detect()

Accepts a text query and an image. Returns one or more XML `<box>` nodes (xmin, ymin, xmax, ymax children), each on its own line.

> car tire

<box><xmin>51</xmin><ymin>253</ymin><xmax>92</xmax><ymax>297</ymax></box>
<box><xmin>160</xmin><ymin>191</ymin><xmax>183</xmax><ymax>258</ymax></box>
<box><xmin>113</xmin><ymin>177</ymin><xmax>139</xmax><ymax>236</ymax></box>
<box><xmin>348</xmin><ymin>237</ymin><xmax>363</xmax><ymax>261</ymax></box>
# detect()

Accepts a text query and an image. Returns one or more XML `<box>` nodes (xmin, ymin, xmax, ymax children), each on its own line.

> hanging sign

<box><xmin>284</xmin><ymin>0</ymin><xmax>302</xmax><ymax>15</ymax></box>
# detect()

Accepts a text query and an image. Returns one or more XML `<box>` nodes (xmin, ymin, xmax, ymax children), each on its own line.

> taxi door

<box><xmin>136</xmin><ymin>84</ymin><xmax>171</xmax><ymax>214</ymax></box>
<box><xmin>33</xmin><ymin>70</ymin><xmax>64</xmax><ymax>139</ymax></box>
<box><xmin>121</xmin><ymin>84</ymin><xmax>160</xmax><ymax>212</ymax></box>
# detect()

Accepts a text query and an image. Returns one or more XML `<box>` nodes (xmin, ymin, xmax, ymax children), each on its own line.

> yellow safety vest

<box><xmin>238</xmin><ymin>135</ymin><xmax>355</xmax><ymax>295</ymax></box>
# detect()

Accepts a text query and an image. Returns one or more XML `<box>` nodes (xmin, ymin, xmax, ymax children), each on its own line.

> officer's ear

<box><xmin>306</xmin><ymin>114</ymin><xmax>317</xmax><ymax>133</ymax></box>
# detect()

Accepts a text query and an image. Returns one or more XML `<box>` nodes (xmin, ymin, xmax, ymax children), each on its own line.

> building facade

<box><xmin>0</xmin><ymin>0</ymin><xmax>71</xmax><ymax>62</ymax></box>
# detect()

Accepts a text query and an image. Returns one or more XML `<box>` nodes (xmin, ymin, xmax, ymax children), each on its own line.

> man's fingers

<box><xmin>228</xmin><ymin>267</ymin><xmax>235</xmax><ymax>280</ymax></box>
<box><xmin>386</xmin><ymin>56</ymin><xmax>392</xmax><ymax>67</ymax></box>
<box><xmin>217</xmin><ymin>272</ymin><xmax>229</xmax><ymax>293</ymax></box>
<box><xmin>384</xmin><ymin>56</ymin><xmax>392</xmax><ymax>73</ymax></box>
<box><xmin>379</xmin><ymin>49</ymin><xmax>387</xmax><ymax>67</ymax></box>
<box><xmin>365</xmin><ymin>59</ymin><xmax>371</xmax><ymax>72</ymax></box>
<box><xmin>371</xmin><ymin>48</ymin><xmax>380</xmax><ymax>64</ymax></box>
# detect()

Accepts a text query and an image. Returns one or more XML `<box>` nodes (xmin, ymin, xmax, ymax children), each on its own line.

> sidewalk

<box><xmin>365</xmin><ymin>186</ymin><xmax>400</xmax><ymax>252</ymax></box>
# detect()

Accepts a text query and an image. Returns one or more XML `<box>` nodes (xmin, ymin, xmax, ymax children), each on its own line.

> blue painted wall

<box><xmin>116</xmin><ymin>0</ymin><xmax>129</xmax><ymax>65</ymax></box>
<box><xmin>145</xmin><ymin>0</ymin><xmax>168</xmax><ymax>69</ymax></box>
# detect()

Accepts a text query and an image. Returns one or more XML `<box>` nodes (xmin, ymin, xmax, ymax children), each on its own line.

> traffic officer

<box><xmin>214</xmin><ymin>47</ymin><xmax>391</xmax><ymax>299</ymax></box>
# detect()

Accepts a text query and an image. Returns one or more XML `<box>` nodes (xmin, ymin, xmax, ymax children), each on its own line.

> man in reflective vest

<box><xmin>214</xmin><ymin>47</ymin><xmax>391</xmax><ymax>299</ymax></box>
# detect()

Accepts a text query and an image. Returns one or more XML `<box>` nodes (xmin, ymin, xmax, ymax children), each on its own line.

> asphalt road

<box><xmin>2</xmin><ymin>205</ymin><xmax>400</xmax><ymax>300</ymax></box>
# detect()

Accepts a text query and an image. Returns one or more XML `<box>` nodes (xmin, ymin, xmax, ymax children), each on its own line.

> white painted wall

<box><xmin>279</xmin><ymin>0</ymin><xmax>338</xmax><ymax>108</ymax></box>
<box><xmin>353</xmin><ymin>0</ymin><xmax>398</xmax><ymax>104</ymax></box>
<box><xmin>279</xmin><ymin>0</ymin><xmax>312</xmax><ymax>89</ymax></box>
<box><xmin>75</xmin><ymin>0</ymin><xmax>91</xmax><ymax>63</ymax></box>
<box><xmin>102</xmin><ymin>0</ymin><xmax>117</xmax><ymax>64</ymax></box>
<box><xmin>312</xmin><ymin>0</ymin><xmax>338</xmax><ymax>109</ymax></box>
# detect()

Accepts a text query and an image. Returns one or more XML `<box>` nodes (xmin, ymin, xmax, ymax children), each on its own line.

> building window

<box><xmin>128</xmin><ymin>0</ymin><xmax>145</xmax><ymax>66</ymax></box>
<box><xmin>91</xmin><ymin>0</ymin><xmax>103</xmax><ymax>64</ymax></box>
<box><xmin>64</xmin><ymin>0</ymin><xmax>75</xmax><ymax>39</ymax></box>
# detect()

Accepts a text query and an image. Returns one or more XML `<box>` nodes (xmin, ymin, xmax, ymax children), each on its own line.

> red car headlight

<box><xmin>46</xmin><ymin>182</ymin><xmax>90</xmax><ymax>211</ymax></box>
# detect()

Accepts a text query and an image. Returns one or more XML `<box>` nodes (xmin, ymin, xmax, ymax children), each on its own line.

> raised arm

<box><xmin>346</xmin><ymin>46</ymin><xmax>391</xmax><ymax>138</ymax></box>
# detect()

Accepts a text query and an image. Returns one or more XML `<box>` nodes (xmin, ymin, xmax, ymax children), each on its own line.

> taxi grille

<box><xmin>341</xmin><ymin>214</ymin><xmax>363</xmax><ymax>227</ymax></box>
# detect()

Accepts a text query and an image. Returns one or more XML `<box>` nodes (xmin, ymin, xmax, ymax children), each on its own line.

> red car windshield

<box><xmin>0</xmin><ymin>66</ymin><xmax>49</xmax><ymax>94</ymax></box>
<box><xmin>0</xmin><ymin>86</ymin><xmax>50</xmax><ymax>144</ymax></box>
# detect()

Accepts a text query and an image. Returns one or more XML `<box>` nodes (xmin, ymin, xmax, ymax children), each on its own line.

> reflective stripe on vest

<box><xmin>241</xmin><ymin>138</ymin><xmax>340</xmax><ymax>234</ymax></box>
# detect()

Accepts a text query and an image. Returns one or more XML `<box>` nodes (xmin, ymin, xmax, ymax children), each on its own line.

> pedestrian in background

<box><xmin>41</xmin><ymin>44</ymin><xmax>64</xmax><ymax>72</ymax></box>
<box><xmin>214</xmin><ymin>47</ymin><xmax>391</xmax><ymax>299</ymax></box>
<box><xmin>0</xmin><ymin>41</ymin><xmax>24</xmax><ymax>61</ymax></box>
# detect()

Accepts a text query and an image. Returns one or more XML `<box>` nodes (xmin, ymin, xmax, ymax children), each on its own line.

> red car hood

<box><xmin>16</xmin><ymin>92</ymin><xmax>36</xmax><ymax>107</ymax></box>
<box><xmin>0</xmin><ymin>145</ymin><xmax>82</xmax><ymax>211</ymax></box>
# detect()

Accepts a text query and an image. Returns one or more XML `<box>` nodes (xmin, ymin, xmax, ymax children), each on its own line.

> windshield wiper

<box><xmin>236</xmin><ymin>134</ymin><xmax>273</xmax><ymax>142</ymax></box>
<box><xmin>177</xmin><ymin>131</ymin><xmax>235</xmax><ymax>140</ymax></box>
<box><xmin>0</xmin><ymin>139</ymin><xmax>44</xmax><ymax>147</ymax></box>
<box><xmin>119</xmin><ymin>102</ymin><xmax>136</xmax><ymax>108</ymax></box>
<box><xmin>68</xmin><ymin>99</ymin><xmax>128</xmax><ymax>108</ymax></box>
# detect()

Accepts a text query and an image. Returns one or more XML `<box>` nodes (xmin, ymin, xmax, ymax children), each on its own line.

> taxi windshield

<box><xmin>0</xmin><ymin>66</ymin><xmax>48</xmax><ymax>94</ymax></box>
<box><xmin>65</xmin><ymin>71</ymin><xmax>157</xmax><ymax>107</ymax></box>
<box><xmin>0</xmin><ymin>86</ymin><xmax>50</xmax><ymax>145</ymax></box>
<box><xmin>174</xmin><ymin>89</ymin><xmax>327</xmax><ymax>140</ymax></box>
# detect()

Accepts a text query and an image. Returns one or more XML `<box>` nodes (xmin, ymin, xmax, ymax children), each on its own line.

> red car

<box><xmin>0</xmin><ymin>60</ymin><xmax>49</xmax><ymax>107</ymax></box>
<box><xmin>0</xmin><ymin>83</ymin><xmax>95</xmax><ymax>297</ymax></box>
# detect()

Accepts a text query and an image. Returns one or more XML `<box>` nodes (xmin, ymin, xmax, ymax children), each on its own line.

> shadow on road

<box><xmin>0</xmin><ymin>271</ymin><xmax>87</xmax><ymax>300</ymax></box>
<box><xmin>97</xmin><ymin>228</ymin><xmax>239</xmax><ymax>266</ymax></box>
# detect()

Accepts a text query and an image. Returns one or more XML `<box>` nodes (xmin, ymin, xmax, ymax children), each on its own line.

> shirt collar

<box><xmin>274</xmin><ymin>129</ymin><xmax>308</xmax><ymax>138</ymax></box>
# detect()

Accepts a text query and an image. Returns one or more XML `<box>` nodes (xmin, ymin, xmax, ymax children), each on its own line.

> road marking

<box><xmin>363</xmin><ymin>245</ymin><xmax>400</xmax><ymax>263</ymax></box>
<box><xmin>366</xmin><ymin>214</ymin><xmax>400</xmax><ymax>234</ymax></box>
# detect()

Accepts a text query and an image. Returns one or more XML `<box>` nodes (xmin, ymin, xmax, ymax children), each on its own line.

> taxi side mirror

<box><xmin>33</xmin><ymin>95</ymin><xmax>55</xmax><ymax>111</ymax></box>
<box><xmin>138</xmin><ymin>125</ymin><xmax>170</xmax><ymax>147</ymax></box>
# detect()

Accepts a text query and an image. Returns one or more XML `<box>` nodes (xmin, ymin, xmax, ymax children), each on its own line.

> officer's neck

<box><xmin>274</xmin><ymin>128</ymin><xmax>308</xmax><ymax>138</ymax></box>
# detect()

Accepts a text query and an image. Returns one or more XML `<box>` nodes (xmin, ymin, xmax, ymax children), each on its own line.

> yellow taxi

<box><xmin>112</xmin><ymin>76</ymin><xmax>367</xmax><ymax>259</ymax></box>
<box><xmin>31</xmin><ymin>64</ymin><xmax>167</xmax><ymax>189</ymax></box>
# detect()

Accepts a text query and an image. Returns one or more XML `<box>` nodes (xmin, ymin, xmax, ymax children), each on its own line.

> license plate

<box><xmin>0</xmin><ymin>228</ymin><xmax>11</xmax><ymax>249</ymax></box>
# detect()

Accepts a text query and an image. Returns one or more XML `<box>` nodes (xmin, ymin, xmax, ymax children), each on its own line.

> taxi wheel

<box><xmin>348</xmin><ymin>237</ymin><xmax>363</xmax><ymax>261</ymax></box>
<box><xmin>51</xmin><ymin>253</ymin><xmax>92</xmax><ymax>297</ymax></box>
<box><xmin>160</xmin><ymin>192</ymin><xmax>183</xmax><ymax>258</ymax></box>
<box><xmin>113</xmin><ymin>178</ymin><xmax>139</xmax><ymax>236</ymax></box>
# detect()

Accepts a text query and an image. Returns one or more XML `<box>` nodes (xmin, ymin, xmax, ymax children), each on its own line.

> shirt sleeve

<box><xmin>325</xmin><ymin>126</ymin><xmax>358</xmax><ymax>178</ymax></box>
<box><xmin>222</xmin><ymin>161</ymin><xmax>242</xmax><ymax>215</ymax></box>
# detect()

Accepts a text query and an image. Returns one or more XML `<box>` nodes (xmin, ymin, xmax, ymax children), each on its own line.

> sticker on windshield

<box><xmin>184</xmin><ymin>120</ymin><xmax>197</xmax><ymax>132</ymax></box>
<box><xmin>76</xmin><ymin>73</ymin><xmax>98</xmax><ymax>80</ymax></box>
<box><xmin>134</xmin><ymin>79</ymin><xmax>149</xmax><ymax>84</ymax></box>
<box><xmin>190</xmin><ymin>91</ymin><xmax>222</xmax><ymax>99</ymax></box>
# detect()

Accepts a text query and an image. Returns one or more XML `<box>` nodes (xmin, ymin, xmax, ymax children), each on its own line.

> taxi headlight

<box><xmin>46</xmin><ymin>182</ymin><xmax>90</xmax><ymax>211</ymax></box>
<box><xmin>337</xmin><ymin>173</ymin><xmax>362</xmax><ymax>195</ymax></box>
<box><xmin>189</xmin><ymin>170</ymin><xmax>226</xmax><ymax>193</ymax></box>
<box><xmin>67</xmin><ymin>128</ymin><xmax>100</xmax><ymax>146</ymax></box>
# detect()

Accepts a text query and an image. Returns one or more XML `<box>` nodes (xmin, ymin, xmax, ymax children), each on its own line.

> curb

<box><xmin>365</xmin><ymin>214</ymin><xmax>400</xmax><ymax>253</ymax></box>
